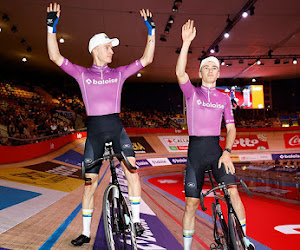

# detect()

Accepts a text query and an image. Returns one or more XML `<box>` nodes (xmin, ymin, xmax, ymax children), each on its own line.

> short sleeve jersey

<box><xmin>60</xmin><ymin>58</ymin><xmax>143</xmax><ymax>116</ymax></box>
<box><xmin>180</xmin><ymin>79</ymin><xmax>234</xmax><ymax>136</ymax></box>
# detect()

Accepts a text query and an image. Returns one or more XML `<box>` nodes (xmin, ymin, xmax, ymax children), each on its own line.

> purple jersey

<box><xmin>60</xmin><ymin>58</ymin><xmax>143</xmax><ymax>116</ymax></box>
<box><xmin>180</xmin><ymin>79</ymin><xmax>234</xmax><ymax>136</ymax></box>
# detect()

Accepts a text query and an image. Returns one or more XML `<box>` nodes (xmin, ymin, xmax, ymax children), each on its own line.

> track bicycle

<box><xmin>200</xmin><ymin>168</ymin><xmax>254</xmax><ymax>250</ymax></box>
<box><xmin>82</xmin><ymin>142</ymin><xmax>138</xmax><ymax>250</ymax></box>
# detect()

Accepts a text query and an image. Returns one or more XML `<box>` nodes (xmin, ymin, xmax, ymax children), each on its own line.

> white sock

<box><xmin>183</xmin><ymin>229</ymin><xmax>194</xmax><ymax>250</ymax></box>
<box><xmin>82</xmin><ymin>209</ymin><xmax>93</xmax><ymax>237</ymax></box>
<box><xmin>129</xmin><ymin>196</ymin><xmax>141</xmax><ymax>223</ymax></box>
<box><xmin>240</xmin><ymin>219</ymin><xmax>246</xmax><ymax>235</ymax></box>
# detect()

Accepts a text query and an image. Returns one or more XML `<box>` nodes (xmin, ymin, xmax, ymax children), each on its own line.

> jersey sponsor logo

<box><xmin>196</xmin><ymin>99</ymin><xmax>224</xmax><ymax>109</ymax></box>
<box><xmin>85</xmin><ymin>78</ymin><xmax>118</xmax><ymax>85</ymax></box>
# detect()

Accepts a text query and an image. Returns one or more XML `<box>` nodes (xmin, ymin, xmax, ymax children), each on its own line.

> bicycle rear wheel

<box><xmin>228</xmin><ymin>212</ymin><xmax>246</xmax><ymax>250</ymax></box>
<box><xmin>102</xmin><ymin>184</ymin><xmax>137</xmax><ymax>250</ymax></box>
<box><xmin>211</xmin><ymin>202</ymin><xmax>229</xmax><ymax>250</ymax></box>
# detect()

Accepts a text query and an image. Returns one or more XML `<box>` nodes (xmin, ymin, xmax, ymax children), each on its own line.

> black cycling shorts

<box><xmin>185</xmin><ymin>136</ymin><xmax>236</xmax><ymax>198</ymax></box>
<box><xmin>83</xmin><ymin>114</ymin><xmax>135</xmax><ymax>174</ymax></box>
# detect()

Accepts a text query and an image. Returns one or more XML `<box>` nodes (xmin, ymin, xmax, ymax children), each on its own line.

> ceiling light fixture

<box><xmin>59</xmin><ymin>37</ymin><xmax>65</xmax><ymax>43</ymax></box>
<box><xmin>215</xmin><ymin>45</ymin><xmax>219</xmax><ymax>53</ymax></box>
<box><xmin>137</xmin><ymin>72</ymin><xmax>142</xmax><ymax>78</ymax></box>
<box><xmin>172</xmin><ymin>5</ymin><xmax>178</xmax><ymax>12</ymax></box>
<box><xmin>224</xmin><ymin>32</ymin><xmax>230</xmax><ymax>38</ymax></box>
<box><xmin>256</xmin><ymin>59</ymin><xmax>261</xmax><ymax>65</ymax></box>
<box><xmin>168</xmin><ymin>16</ymin><xmax>174</xmax><ymax>24</ymax></box>
<box><xmin>210</xmin><ymin>48</ymin><xmax>215</xmax><ymax>54</ymax></box>
<box><xmin>221</xmin><ymin>59</ymin><xmax>225</xmax><ymax>66</ymax></box>
<box><xmin>174</xmin><ymin>0</ymin><xmax>182</xmax><ymax>7</ymax></box>
<box><xmin>252</xmin><ymin>78</ymin><xmax>256</xmax><ymax>83</ymax></box>
<box><xmin>293</xmin><ymin>58</ymin><xmax>297</xmax><ymax>64</ymax></box>
<box><xmin>160</xmin><ymin>35</ymin><xmax>167</xmax><ymax>42</ymax></box>
<box><xmin>11</xmin><ymin>25</ymin><xmax>18</xmax><ymax>33</ymax></box>
<box><xmin>22</xmin><ymin>57</ymin><xmax>27</xmax><ymax>63</ymax></box>
<box><xmin>249</xmin><ymin>6</ymin><xmax>255</xmax><ymax>16</ymax></box>
<box><xmin>2</xmin><ymin>14</ymin><xmax>9</xmax><ymax>22</ymax></box>
<box><xmin>242</xmin><ymin>11</ymin><xmax>248</xmax><ymax>18</ymax></box>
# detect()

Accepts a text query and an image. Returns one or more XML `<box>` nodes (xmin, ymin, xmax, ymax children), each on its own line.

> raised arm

<box><xmin>47</xmin><ymin>2</ymin><xmax>64</xmax><ymax>66</ymax></box>
<box><xmin>139</xmin><ymin>9</ymin><xmax>155</xmax><ymax>67</ymax></box>
<box><xmin>176</xmin><ymin>20</ymin><xmax>196</xmax><ymax>84</ymax></box>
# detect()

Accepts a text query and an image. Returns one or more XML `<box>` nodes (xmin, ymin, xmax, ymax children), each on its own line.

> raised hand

<box><xmin>47</xmin><ymin>2</ymin><xmax>61</xmax><ymax>33</ymax></box>
<box><xmin>140</xmin><ymin>9</ymin><xmax>155</xmax><ymax>36</ymax></box>
<box><xmin>182</xmin><ymin>19</ymin><xmax>196</xmax><ymax>42</ymax></box>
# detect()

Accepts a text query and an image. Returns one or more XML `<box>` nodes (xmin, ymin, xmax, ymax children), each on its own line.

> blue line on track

<box><xmin>39</xmin><ymin>165</ymin><xmax>110</xmax><ymax>250</ymax></box>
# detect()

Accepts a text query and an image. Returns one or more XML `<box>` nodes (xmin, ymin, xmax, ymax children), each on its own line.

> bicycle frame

<box><xmin>201</xmin><ymin>169</ymin><xmax>252</xmax><ymax>250</ymax></box>
<box><xmin>82</xmin><ymin>142</ymin><xmax>138</xmax><ymax>250</ymax></box>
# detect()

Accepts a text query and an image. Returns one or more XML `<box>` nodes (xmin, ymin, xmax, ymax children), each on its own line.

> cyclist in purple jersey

<box><xmin>176</xmin><ymin>20</ymin><xmax>254</xmax><ymax>249</ymax></box>
<box><xmin>47</xmin><ymin>3</ymin><xmax>155</xmax><ymax>246</ymax></box>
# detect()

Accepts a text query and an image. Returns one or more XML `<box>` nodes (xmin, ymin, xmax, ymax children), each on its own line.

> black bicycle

<box><xmin>200</xmin><ymin>168</ymin><xmax>254</xmax><ymax>250</ymax></box>
<box><xmin>82</xmin><ymin>142</ymin><xmax>138</xmax><ymax>250</ymax></box>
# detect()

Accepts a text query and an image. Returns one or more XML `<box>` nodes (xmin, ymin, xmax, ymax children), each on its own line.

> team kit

<box><xmin>47</xmin><ymin>2</ymin><xmax>255</xmax><ymax>249</ymax></box>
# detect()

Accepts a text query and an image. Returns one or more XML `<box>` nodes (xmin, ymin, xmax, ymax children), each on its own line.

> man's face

<box><xmin>92</xmin><ymin>43</ymin><xmax>114</xmax><ymax>64</ymax></box>
<box><xmin>199</xmin><ymin>61</ymin><xmax>220</xmax><ymax>84</ymax></box>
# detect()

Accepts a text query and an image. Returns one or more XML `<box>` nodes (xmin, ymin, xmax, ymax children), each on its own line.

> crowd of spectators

<box><xmin>0</xmin><ymin>82</ymin><xmax>84</xmax><ymax>145</ymax></box>
<box><xmin>0</xmin><ymin>81</ymin><xmax>299</xmax><ymax>146</ymax></box>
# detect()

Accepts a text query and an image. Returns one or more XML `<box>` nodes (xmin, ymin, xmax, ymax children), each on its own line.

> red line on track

<box><xmin>142</xmin><ymin>187</ymin><xmax>210</xmax><ymax>250</ymax></box>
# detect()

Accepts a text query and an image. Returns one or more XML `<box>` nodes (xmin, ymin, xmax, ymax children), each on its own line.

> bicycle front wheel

<box><xmin>228</xmin><ymin>212</ymin><xmax>246</xmax><ymax>250</ymax></box>
<box><xmin>211</xmin><ymin>202</ymin><xmax>229</xmax><ymax>250</ymax></box>
<box><xmin>102</xmin><ymin>184</ymin><xmax>137</xmax><ymax>250</ymax></box>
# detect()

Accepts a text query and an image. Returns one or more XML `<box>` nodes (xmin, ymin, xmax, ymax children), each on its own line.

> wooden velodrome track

<box><xmin>0</xmin><ymin>132</ymin><xmax>299</xmax><ymax>250</ymax></box>
<box><xmin>0</xmin><ymin>134</ymin><xmax>215</xmax><ymax>250</ymax></box>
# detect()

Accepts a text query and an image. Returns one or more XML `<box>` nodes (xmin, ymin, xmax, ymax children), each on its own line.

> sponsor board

<box><xmin>158</xmin><ymin>136</ymin><xmax>189</xmax><ymax>152</ymax></box>
<box><xmin>239</xmin><ymin>154</ymin><xmax>272</xmax><ymax>162</ymax></box>
<box><xmin>136</xmin><ymin>159</ymin><xmax>152</xmax><ymax>168</ymax></box>
<box><xmin>283</xmin><ymin>133</ymin><xmax>300</xmax><ymax>148</ymax></box>
<box><xmin>232</xmin><ymin>134</ymin><xmax>269</xmax><ymax>150</ymax></box>
<box><xmin>129</xmin><ymin>136</ymin><xmax>155</xmax><ymax>154</ymax></box>
<box><xmin>272</xmin><ymin>153</ymin><xmax>300</xmax><ymax>160</ymax></box>
<box><xmin>0</xmin><ymin>168</ymin><xmax>83</xmax><ymax>192</ymax></box>
<box><xmin>168</xmin><ymin>157</ymin><xmax>187</xmax><ymax>165</ymax></box>
<box><xmin>147</xmin><ymin>158</ymin><xmax>172</xmax><ymax>167</ymax></box>
<box><xmin>230</xmin><ymin>155</ymin><xmax>240</xmax><ymax>162</ymax></box>
<box><xmin>26</xmin><ymin>162</ymin><xmax>82</xmax><ymax>179</ymax></box>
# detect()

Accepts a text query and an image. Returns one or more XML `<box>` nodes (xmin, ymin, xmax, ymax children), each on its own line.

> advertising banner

<box><xmin>129</xmin><ymin>136</ymin><xmax>155</xmax><ymax>154</ymax></box>
<box><xmin>158</xmin><ymin>136</ymin><xmax>189</xmax><ymax>152</ymax></box>
<box><xmin>283</xmin><ymin>133</ymin><xmax>300</xmax><ymax>148</ymax></box>
<box><xmin>232</xmin><ymin>134</ymin><xmax>269</xmax><ymax>150</ymax></box>
<box><xmin>272</xmin><ymin>153</ymin><xmax>300</xmax><ymax>160</ymax></box>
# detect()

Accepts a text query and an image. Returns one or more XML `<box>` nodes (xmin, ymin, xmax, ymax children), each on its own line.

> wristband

<box><xmin>47</xmin><ymin>11</ymin><xmax>59</xmax><ymax>33</ymax></box>
<box><xmin>143</xmin><ymin>16</ymin><xmax>155</xmax><ymax>36</ymax></box>
<box><xmin>224</xmin><ymin>148</ymin><xmax>231</xmax><ymax>154</ymax></box>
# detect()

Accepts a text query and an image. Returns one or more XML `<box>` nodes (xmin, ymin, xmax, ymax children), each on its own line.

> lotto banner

<box><xmin>232</xmin><ymin>134</ymin><xmax>269</xmax><ymax>150</ymax></box>
<box><xmin>283</xmin><ymin>133</ymin><xmax>300</xmax><ymax>148</ymax></box>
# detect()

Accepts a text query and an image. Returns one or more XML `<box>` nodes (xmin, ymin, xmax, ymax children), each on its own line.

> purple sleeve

<box><xmin>117</xmin><ymin>59</ymin><xmax>144</xmax><ymax>81</ymax></box>
<box><xmin>179</xmin><ymin>79</ymin><xmax>196</xmax><ymax>99</ymax></box>
<box><xmin>60</xmin><ymin>58</ymin><xmax>86</xmax><ymax>80</ymax></box>
<box><xmin>224</xmin><ymin>95</ymin><xmax>235</xmax><ymax>124</ymax></box>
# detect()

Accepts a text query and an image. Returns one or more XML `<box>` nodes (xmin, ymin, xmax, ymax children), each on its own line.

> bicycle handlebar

<box><xmin>199</xmin><ymin>180</ymin><xmax>252</xmax><ymax>211</ymax></box>
<box><xmin>82</xmin><ymin>146</ymin><xmax>137</xmax><ymax>182</ymax></box>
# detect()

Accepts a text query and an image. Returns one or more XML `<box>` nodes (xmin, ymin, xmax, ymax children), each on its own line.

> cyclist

<box><xmin>46</xmin><ymin>3</ymin><xmax>155</xmax><ymax>246</ymax></box>
<box><xmin>175</xmin><ymin>20</ymin><xmax>254</xmax><ymax>250</ymax></box>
